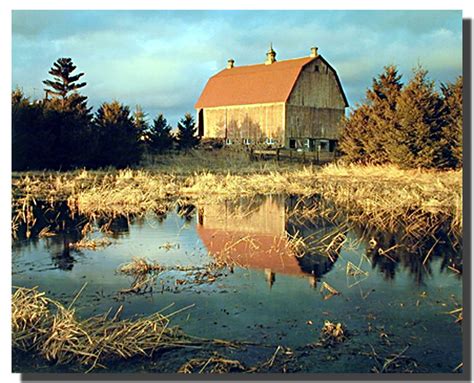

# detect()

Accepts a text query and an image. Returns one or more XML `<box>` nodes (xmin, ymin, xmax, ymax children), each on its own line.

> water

<box><xmin>12</xmin><ymin>195</ymin><xmax>463</xmax><ymax>373</ymax></box>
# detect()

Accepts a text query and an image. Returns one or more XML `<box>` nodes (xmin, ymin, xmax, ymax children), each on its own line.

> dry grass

<box><xmin>69</xmin><ymin>237</ymin><xmax>111</xmax><ymax>250</ymax></box>
<box><xmin>11</xmin><ymin>286</ymin><xmax>221</xmax><ymax>371</ymax></box>
<box><xmin>316</xmin><ymin>163</ymin><xmax>462</xmax><ymax>238</ymax></box>
<box><xmin>320</xmin><ymin>320</ymin><xmax>347</xmax><ymax>344</ymax></box>
<box><xmin>118</xmin><ymin>257</ymin><xmax>163</xmax><ymax>275</ymax></box>
<box><xmin>178</xmin><ymin>356</ymin><xmax>246</xmax><ymax>373</ymax></box>
<box><xmin>12</xmin><ymin>152</ymin><xmax>462</xmax><ymax>240</ymax></box>
<box><xmin>117</xmin><ymin>257</ymin><xmax>164</xmax><ymax>294</ymax></box>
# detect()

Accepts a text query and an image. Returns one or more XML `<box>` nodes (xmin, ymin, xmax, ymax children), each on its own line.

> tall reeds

<box><xmin>12</xmin><ymin>158</ymin><xmax>462</xmax><ymax>240</ymax></box>
<box><xmin>12</xmin><ymin>286</ymin><xmax>203</xmax><ymax>371</ymax></box>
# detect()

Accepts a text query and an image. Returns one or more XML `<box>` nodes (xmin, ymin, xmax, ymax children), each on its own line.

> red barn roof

<box><xmin>195</xmin><ymin>57</ymin><xmax>316</xmax><ymax>109</ymax></box>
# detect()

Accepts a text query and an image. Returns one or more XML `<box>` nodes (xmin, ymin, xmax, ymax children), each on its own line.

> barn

<box><xmin>195</xmin><ymin>45</ymin><xmax>348</xmax><ymax>152</ymax></box>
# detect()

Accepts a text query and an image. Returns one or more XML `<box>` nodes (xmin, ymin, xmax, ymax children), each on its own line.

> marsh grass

<box><xmin>12</xmin><ymin>286</ymin><xmax>235</xmax><ymax>371</ymax></box>
<box><xmin>117</xmin><ymin>257</ymin><xmax>164</xmax><ymax>294</ymax></box>
<box><xmin>178</xmin><ymin>356</ymin><xmax>246</xmax><ymax>373</ymax></box>
<box><xmin>118</xmin><ymin>257</ymin><xmax>164</xmax><ymax>275</ymax></box>
<box><xmin>69</xmin><ymin>237</ymin><xmax>111</xmax><ymax>250</ymax></box>
<box><xmin>117</xmin><ymin>256</ymin><xmax>236</xmax><ymax>293</ymax></box>
<box><xmin>317</xmin><ymin>163</ymin><xmax>462</xmax><ymax>237</ymax></box>
<box><xmin>320</xmin><ymin>321</ymin><xmax>347</xmax><ymax>345</ymax></box>
<box><xmin>12</xmin><ymin>153</ymin><xmax>462</xmax><ymax>242</ymax></box>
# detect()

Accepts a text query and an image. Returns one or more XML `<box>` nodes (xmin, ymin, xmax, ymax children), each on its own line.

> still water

<box><xmin>12</xmin><ymin>195</ymin><xmax>463</xmax><ymax>373</ymax></box>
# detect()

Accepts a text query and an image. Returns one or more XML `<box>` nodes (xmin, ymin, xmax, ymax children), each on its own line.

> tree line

<box><xmin>339</xmin><ymin>65</ymin><xmax>462</xmax><ymax>169</ymax></box>
<box><xmin>12</xmin><ymin>57</ymin><xmax>200</xmax><ymax>171</ymax></box>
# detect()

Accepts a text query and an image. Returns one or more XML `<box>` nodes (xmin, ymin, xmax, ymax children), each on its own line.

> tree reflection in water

<box><xmin>13</xmin><ymin>201</ymin><xmax>133</xmax><ymax>271</ymax></box>
<box><xmin>13</xmin><ymin>195</ymin><xmax>462</xmax><ymax>281</ymax></box>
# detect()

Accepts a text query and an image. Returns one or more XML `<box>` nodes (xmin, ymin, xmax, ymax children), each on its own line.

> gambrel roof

<box><xmin>195</xmin><ymin>55</ymin><xmax>348</xmax><ymax>109</ymax></box>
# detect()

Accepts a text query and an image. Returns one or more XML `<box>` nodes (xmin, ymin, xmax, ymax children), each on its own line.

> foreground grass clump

<box><xmin>12</xmin><ymin>151</ymin><xmax>462</xmax><ymax>238</ymax></box>
<box><xmin>178</xmin><ymin>356</ymin><xmax>246</xmax><ymax>373</ymax></box>
<box><xmin>118</xmin><ymin>257</ymin><xmax>163</xmax><ymax>275</ymax></box>
<box><xmin>12</xmin><ymin>286</ymin><xmax>203</xmax><ymax>371</ymax></box>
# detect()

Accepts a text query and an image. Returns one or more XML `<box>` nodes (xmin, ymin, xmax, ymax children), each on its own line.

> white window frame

<box><xmin>243</xmin><ymin>138</ymin><xmax>251</xmax><ymax>145</ymax></box>
<box><xmin>265</xmin><ymin>137</ymin><xmax>275</xmax><ymax>145</ymax></box>
<box><xmin>225</xmin><ymin>138</ymin><xmax>233</xmax><ymax>145</ymax></box>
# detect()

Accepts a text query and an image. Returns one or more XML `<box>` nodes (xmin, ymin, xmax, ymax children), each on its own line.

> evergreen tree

<box><xmin>339</xmin><ymin>65</ymin><xmax>459</xmax><ymax>169</ymax></box>
<box><xmin>149</xmin><ymin>114</ymin><xmax>174</xmax><ymax>154</ymax></box>
<box><xmin>93</xmin><ymin>101</ymin><xmax>142</xmax><ymax>168</ymax></box>
<box><xmin>43</xmin><ymin>58</ymin><xmax>88</xmax><ymax>109</ymax></box>
<box><xmin>12</xmin><ymin>89</ymin><xmax>55</xmax><ymax>170</ymax></box>
<box><xmin>176</xmin><ymin>113</ymin><xmax>200</xmax><ymax>151</ymax></box>
<box><xmin>339</xmin><ymin>66</ymin><xmax>403</xmax><ymax>164</ymax></box>
<box><xmin>394</xmin><ymin>67</ymin><xmax>446</xmax><ymax>168</ymax></box>
<box><xmin>132</xmin><ymin>105</ymin><xmax>149</xmax><ymax>142</ymax></box>
<box><xmin>339</xmin><ymin>104</ymin><xmax>373</xmax><ymax>163</ymax></box>
<box><xmin>365</xmin><ymin>65</ymin><xmax>403</xmax><ymax>164</ymax></box>
<box><xmin>440</xmin><ymin>76</ymin><xmax>463</xmax><ymax>168</ymax></box>
<box><xmin>41</xmin><ymin>57</ymin><xmax>94</xmax><ymax>169</ymax></box>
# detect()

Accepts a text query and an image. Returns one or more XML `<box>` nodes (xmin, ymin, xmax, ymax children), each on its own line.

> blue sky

<box><xmin>12</xmin><ymin>10</ymin><xmax>462</xmax><ymax>126</ymax></box>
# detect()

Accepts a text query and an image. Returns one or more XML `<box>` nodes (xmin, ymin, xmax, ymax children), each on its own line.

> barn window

<box><xmin>265</xmin><ymin>137</ymin><xmax>275</xmax><ymax>146</ymax></box>
<box><xmin>289</xmin><ymin>139</ymin><xmax>296</xmax><ymax>149</ymax></box>
<box><xmin>225</xmin><ymin>138</ymin><xmax>233</xmax><ymax>145</ymax></box>
<box><xmin>315</xmin><ymin>65</ymin><xmax>319</xmax><ymax>72</ymax></box>
<box><xmin>318</xmin><ymin>140</ymin><xmax>329</xmax><ymax>151</ymax></box>
<box><xmin>304</xmin><ymin>138</ymin><xmax>315</xmax><ymax>150</ymax></box>
<box><xmin>243</xmin><ymin>138</ymin><xmax>251</xmax><ymax>145</ymax></box>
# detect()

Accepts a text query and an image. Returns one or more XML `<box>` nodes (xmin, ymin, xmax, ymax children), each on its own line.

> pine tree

<box><xmin>132</xmin><ymin>105</ymin><xmax>149</xmax><ymax>142</ymax></box>
<box><xmin>365</xmin><ymin>65</ymin><xmax>403</xmax><ymax>164</ymax></box>
<box><xmin>339</xmin><ymin>66</ymin><xmax>403</xmax><ymax>164</ymax></box>
<box><xmin>149</xmin><ymin>114</ymin><xmax>174</xmax><ymax>154</ymax></box>
<box><xmin>93</xmin><ymin>101</ymin><xmax>142</xmax><ymax>168</ymax></box>
<box><xmin>394</xmin><ymin>67</ymin><xmax>446</xmax><ymax>168</ymax></box>
<box><xmin>43</xmin><ymin>58</ymin><xmax>88</xmax><ymax>111</ymax></box>
<box><xmin>339</xmin><ymin>104</ymin><xmax>373</xmax><ymax>163</ymax></box>
<box><xmin>176</xmin><ymin>113</ymin><xmax>200</xmax><ymax>151</ymax></box>
<box><xmin>441</xmin><ymin>76</ymin><xmax>463</xmax><ymax>168</ymax></box>
<box><xmin>41</xmin><ymin>58</ymin><xmax>94</xmax><ymax>169</ymax></box>
<box><xmin>12</xmin><ymin>89</ymin><xmax>55</xmax><ymax>170</ymax></box>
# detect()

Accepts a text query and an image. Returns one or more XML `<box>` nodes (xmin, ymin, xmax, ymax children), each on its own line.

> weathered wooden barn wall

<box><xmin>203</xmin><ymin>102</ymin><xmax>286</xmax><ymax>144</ymax></box>
<box><xmin>285</xmin><ymin>58</ymin><xmax>346</xmax><ymax>145</ymax></box>
<box><xmin>288</xmin><ymin>59</ymin><xmax>346</xmax><ymax>109</ymax></box>
<box><xmin>285</xmin><ymin>106</ymin><xmax>344</xmax><ymax>140</ymax></box>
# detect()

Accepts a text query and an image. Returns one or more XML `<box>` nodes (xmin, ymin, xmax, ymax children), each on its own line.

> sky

<box><xmin>12</xmin><ymin>10</ymin><xmax>463</xmax><ymax>126</ymax></box>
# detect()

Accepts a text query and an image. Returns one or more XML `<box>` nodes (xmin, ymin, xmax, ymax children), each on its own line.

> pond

<box><xmin>12</xmin><ymin>195</ymin><xmax>463</xmax><ymax>374</ymax></box>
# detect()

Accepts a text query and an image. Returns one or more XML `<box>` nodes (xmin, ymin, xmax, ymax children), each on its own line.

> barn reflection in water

<box><xmin>196</xmin><ymin>195</ymin><xmax>339</xmax><ymax>288</ymax></box>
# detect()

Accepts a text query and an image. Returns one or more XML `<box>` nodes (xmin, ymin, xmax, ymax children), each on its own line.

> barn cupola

<box><xmin>227</xmin><ymin>59</ymin><xmax>235</xmax><ymax>69</ymax></box>
<box><xmin>310</xmin><ymin>47</ymin><xmax>319</xmax><ymax>58</ymax></box>
<box><xmin>265</xmin><ymin>43</ymin><xmax>277</xmax><ymax>65</ymax></box>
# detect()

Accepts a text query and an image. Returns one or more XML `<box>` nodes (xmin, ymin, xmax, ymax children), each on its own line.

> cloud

<box><xmin>12</xmin><ymin>10</ymin><xmax>462</xmax><ymax>126</ymax></box>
